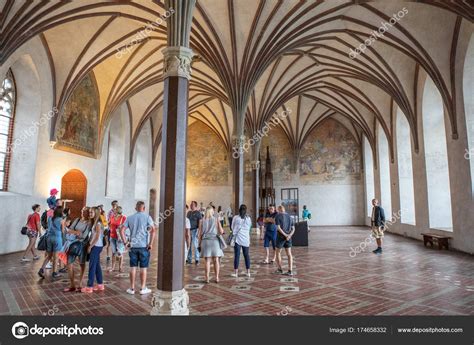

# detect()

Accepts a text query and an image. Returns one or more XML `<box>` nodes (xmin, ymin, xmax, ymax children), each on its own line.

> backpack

<box><xmin>40</xmin><ymin>210</ymin><xmax>48</xmax><ymax>229</ymax></box>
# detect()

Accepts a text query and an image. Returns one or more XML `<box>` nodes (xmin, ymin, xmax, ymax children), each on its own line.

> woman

<box><xmin>198</xmin><ymin>206</ymin><xmax>224</xmax><ymax>283</ymax></box>
<box><xmin>21</xmin><ymin>204</ymin><xmax>42</xmax><ymax>262</ymax></box>
<box><xmin>108</xmin><ymin>206</ymin><xmax>127</xmax><ymax>273</ymax></box>
<box><xmin>38</xmin><ymin>206</ymin><xmax>64</xmax><ymax>279</ymax></box>
<box><xmin>63</xmin><ymin>207</ymin><xmax>92</xmax><ymax>292</ymax></box>
<box><xmin>231</xmin><ymin>204</ymin><xmax>252</xmax><ymax>278</ymax></box>
<box><xmin>82</xmin><ymin>207</ymin><xmax>105</xmax><ymax>293</ymax></box>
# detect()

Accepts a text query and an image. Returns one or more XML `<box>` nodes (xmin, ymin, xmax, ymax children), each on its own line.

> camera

<box><xmin>14</xmin><ymin>325</ymin><xmax>29</xmax><ymax>337</ymax></box>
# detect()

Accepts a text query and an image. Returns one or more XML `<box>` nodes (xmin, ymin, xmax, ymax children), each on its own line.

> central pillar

<box><xmin>232</xmin><ymin>135</ymin><xmax>246</xmax><ymax>214</ymax></box>
<box><xmin>151</xmin><ymin>0</ymin><xmax>196</xmax><ymax>316</ymax></box>
<box><xmin>251</xmin><ymin>160</ymin><xmax>260</xmax><ymax>227</ymax></box>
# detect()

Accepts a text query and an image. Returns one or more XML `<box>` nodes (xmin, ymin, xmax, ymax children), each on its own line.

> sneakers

<box><xmin>372</xmin><ymin>247</ymin><xmax>383</xmax><ymax>254</ymax></box>
<box><xmin>81</xmin><ymin>287</ymin><xmax>93</xmax><ymax>293</ymax></box>
<box><xmin>230</xmin><ymin>273</ymin><xmax>238</xmax><ymax>278</ymax></box>
<box><xmin>246</xmin><ymin>272</ymin><xmax>251</xmax><ymax>277</ymax></box>
<box><xmin>126</xmin><ymin>288</ymin><xmax>135</xmax><ymax>295</ymax></box>
<box><xmin>93</xmin><ymin>284</ymin><xmax>105</xmax><ymax>291</ymax></box>
<box><xmin>284</xmin><ymin>271</ymin><xmax>293</xmax><ymax>276</ymax></box>
<box><xmin>21</xmin><ymin>257</ymin><xmax>31</xmax><ymax>262</ymax></box>
<box><xmin>195</xmin><ymin>261</ymin><xmax>200</xmax><ymax>265</ymax></box>
<box><xmin>37</xmin><ymin>268</ymin><xmax>45</xmax><ymax>279</ymax></box>
<box><xmin>274</xmin><ymin>269</ymin><xmax>284</xmax><ymax>274</ymax></box>
<box><xmin>140</xmin><ymin>287</ymin><xmax>152</xmax><ymax>295</ymax></box>
<box><xmin>52</xmin><ymin>272</ymin><xmax>61</xmax><ymax>279</ymax></box>
<box><xmin>32</xmin><ymin>255</ymin><xmax>40</xmax><ymax>261</ymax></box>
<box><xmin>45</xmin><ymin>262</ymin><xmax>52</xmax><ymax>269</ymax></box>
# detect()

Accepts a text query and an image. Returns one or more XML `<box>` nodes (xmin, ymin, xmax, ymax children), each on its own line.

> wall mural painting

<box><xmin>299</xmin><ymin>118</ymin><xmax>361</xmax><ymax>184</ymax></box>
<box><xmin>187</xmin><ymin>121</ymin><xmax>228</xmax><ymax>186</ymax></box>
<box><xmin>259</xmin><ymin>126</ymin><xmax>293</xmax><ymax>183</ymax></box>
<box><xmin>55</xmin><ymin>72</ymin><xmax>100</xmax><ymax>157</ymax></box>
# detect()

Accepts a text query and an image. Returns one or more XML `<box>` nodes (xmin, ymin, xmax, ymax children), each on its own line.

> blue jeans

<box><xmin>87</xmin><ymin>246</ymin><xmax>103</xmax><ymax>287</ymax></box>
<box><xmin>187</xmin><ymin>229</ymin><xmax>200</xmax><ymax>262</ymax></box>
<box><xmin>234</xmin><ymin>243</ymin><xmax>250</xmax><ymax>270</ymax></box>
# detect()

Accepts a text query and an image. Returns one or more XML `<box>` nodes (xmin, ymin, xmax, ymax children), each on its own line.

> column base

<box><xmin>150</xmin><ymin>288</ymin><xmax>189</xmax><ymax>315</ymax></box>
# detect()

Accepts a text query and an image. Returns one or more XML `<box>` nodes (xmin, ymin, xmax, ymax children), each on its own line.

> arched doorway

<box><xmin>61</xmin><ymin>169</ymin><xmax>87</xmax><ymax>219</ymax></box>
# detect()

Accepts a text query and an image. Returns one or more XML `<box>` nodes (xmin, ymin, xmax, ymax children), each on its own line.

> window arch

<box><xmin>377</xmin><ymin>123</ymin><xmax>392</xmax><ymax>218</ymax></box>
<box><xmin>363</xmin><ymin>136</ymin><xmax>375</xmax><ymax>217</ymax></box>
<box><xmin>422</xmin><ymin>77</ymin><xmax>452</xmax><ymax>230</ymax></box>
<box><xmin>396</xmin><ymin>108</ymin><xmax>416</xmax><ymax>224</ymax></box>
<box><xmin>0</xmin><ymin>69</ymin><xmax>16</xmax><ymax>191</ymax></box>
<box><xmin>464</xmin><ymin>34</ymin><xmax>474</xmax><ymax>195</ymax></box>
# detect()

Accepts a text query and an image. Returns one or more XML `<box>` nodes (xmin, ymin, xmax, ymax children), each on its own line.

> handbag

<box><xmin>37</xmin><ymin>233</ymin><xmax>48</xmax><ymax>251</ymax></box>
<box><xmin>21</xmin><ymin>215</ymin><xmax>32</xmax><ymax>235</ymax></box>
<box><xmin>217</xmin><ymin>234</ymin><xmax>227</xmax><ymax>250</ymax></box>
<box><xmin>68</xmin><ymin>241</ymin><xmax>83</xmax><ymax>257</ymax></box>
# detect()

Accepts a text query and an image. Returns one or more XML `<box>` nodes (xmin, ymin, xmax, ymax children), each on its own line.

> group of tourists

<box><xmin>185</xmin><ymin>201</ymin><xmax>297</xmax><ymax>282</ymax></box>
<box><xmin>21</xmin><ymin>189</ymin><xmax>156</xmax><ymax>295</ymax></box>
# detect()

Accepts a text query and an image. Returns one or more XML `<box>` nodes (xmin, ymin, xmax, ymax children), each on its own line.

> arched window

<box><xmin>105</xmin><ymin>110</ymin><xmax>126</xmax><ymax>198</ymax></box>
<box><xmin>377</xmin><ymin>123</ymin><xmax>392</xmax><ymax>218</ymax></box>
<box><xmin>396</xmin><ymin>109</ymin><xmax>416</xmax><ymax>224</ymax></box>
<box><xmin>363</xmin><ymin>136</ymin><xmax>375</xmax><ymax>217</ymax></box>
<box><xmin>135</xmin><ymin>124</ymin><xmax>151</xmax><ymax>200</ymax></box>
<box><xmin>422</xmin><ymin>77</ymin><xmax>452</xmax><ymax>230</ymax></box>
<box><xmin>0</xmin><ymin>70</ymin><xmax>16</xmax><ymax>191</ymax></box>
<box><xmin>464</xmin><ymin>35</ymin><xmax>474</xmax><ymax>195</ymax></box>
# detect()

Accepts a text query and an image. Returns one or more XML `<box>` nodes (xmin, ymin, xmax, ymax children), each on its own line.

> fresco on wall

<box><xmin>187</xmin><ymin>121</ymin><xmax>229</xmax><ymax>186</ymax></box>
<box><xmin>55</xmin><ymin>72</ymin><xmax>99</xmax><ymax>157</ymax></box>
<box><xmin>299</xmin><ymin>118</ymin><xmax>361</xmax><ymax>184</ymax></box>
<box><xmin>259</xmin><ymin>126</ymin><xmax>293</xmax><ymax>183</ymax></box>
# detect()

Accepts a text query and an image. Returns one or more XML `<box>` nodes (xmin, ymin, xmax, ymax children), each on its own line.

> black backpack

<box><xmin>40</xmin><ymin>210</ymin><xmax>48</xmax><ymax>230</ymax></box>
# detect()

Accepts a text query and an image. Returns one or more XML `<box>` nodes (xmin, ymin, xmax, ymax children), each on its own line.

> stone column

<box><xmin>151</xmin><ymin>0</ymin><xmax>195</xmax><ymax>316</ymax></box>
<box><xmin>250</xmin><ymin>159</ymin><xmax>260</xmax><ymax>227</ymax></box>
<box><xmin>232</xmin><ymin>135</ymin><xmax>246</xmax><ymax>214</ymax></box>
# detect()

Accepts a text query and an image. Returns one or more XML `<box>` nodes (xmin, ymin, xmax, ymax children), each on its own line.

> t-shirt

<box><xmin>27</xmin><ymin>212</ymin><xmax>40</xmax><ymax>231</ymax></box>
<box><xmin>109</xmin><ymin>215</ymin><xmax>126</xmax><ymax>239</ymax></box>
<box><xmin>275</xmin><ymin>212</ymin><xmax>294</xmax><ymax>235</ymax></box>
<box><xmin>91</xmin><ymin>222</ymin><xmax>104</xmax><ymax>248</ymax></box>
<box><xmin>123</xmin><ymin>211</ymin><xmax>154</xmax><ymax>248</ymax></box>
<box><xmin>264</xmin><ymin>212</ymin><xmax>277</xmax><ymax>232</ymax></box>
<box><xmin>187</xmin><ymin>210</ymin><xmax>202</xmax><ymax>230</ymax></box>
<box><xmin>71</xmin><ymin>219</ymin><xmax>91</xmax><ymax>242</ymax></box>
<box><xmin>46</xmin><ymin>196</ymin><xmax>57</xmax><ymax>209</ymax></box>
<box><xmin>185</xmin><ymin>217</ymin><xmax>191</xmax><ymax>230</ymax></box>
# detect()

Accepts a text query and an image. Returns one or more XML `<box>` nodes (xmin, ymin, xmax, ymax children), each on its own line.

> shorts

<box><xmin>263</xmin><ymin>230</ymin><xmax>277</xmax><ymax>249</ymax></box>
<box><xmin>129</xmin><ymin>247</ymin><xmax>150</xmax><ymax>268</ymax></box>
<box><xmin>26</xmin><ymin>229</ymin><xmax>38</xmax><ymax>239</ymax></box>
<box><xmin>276</xmin><ymin>235</ymin><xmax>292</xmax><ymax>249</ymax></box>
<box><xmin>46</xmin><ymin>234</ymin><xmax>62</xmax><ymax>253</ymax></box>
<box><xmin>371</xmin><ymin>226</ymin><xmax>384</xmax><ymax>239</ymax></box>
<box><xmin>110</xmin><ymin>237</ymin><xmax>125</xmax><ymax>256</ymax></box>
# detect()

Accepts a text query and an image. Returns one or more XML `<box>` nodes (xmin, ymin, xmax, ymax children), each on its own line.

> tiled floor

<box><xmin>1</xmin><ymin>226</ymin><xmax>473</xmax><ymax>316</ymax></box>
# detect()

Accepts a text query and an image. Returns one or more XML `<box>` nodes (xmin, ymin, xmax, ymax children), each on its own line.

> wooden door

<box><xmin>61</xmin><ymin>169</ymin><xmax>87</xmax><ymax>219</ymax></box>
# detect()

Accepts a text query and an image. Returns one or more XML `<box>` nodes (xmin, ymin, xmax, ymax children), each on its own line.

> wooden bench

<box><xmin>421</xmin><ymin>233</ymin><xmax>452</xmax><ymax>250</ymax></box>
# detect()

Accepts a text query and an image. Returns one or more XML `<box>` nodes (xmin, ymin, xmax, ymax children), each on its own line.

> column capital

<box><xmin>151</xmin><ymin>288</ymin><xmax>189</xmax><ymax>315</ymax></box>
<box><xmin>162</xmin><ymin>46</ymin><xmax>194</xmax><ymax>80</ymax></box>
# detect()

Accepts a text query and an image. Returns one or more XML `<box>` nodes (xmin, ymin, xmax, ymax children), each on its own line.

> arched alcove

<box><xmin>377</xmin><ymin>123</ymin><xmax>392</xmax><ymax>218</ymax></box>
<box><xmin>61</xmin><ymin>169</ymin><xmax>87</xmax><ymax>219</ymax></box>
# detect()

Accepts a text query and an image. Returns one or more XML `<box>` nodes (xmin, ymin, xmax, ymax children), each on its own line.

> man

<box><xmin>186</xmin><ymin>201</ymin><xmax>202</xmax><ymax>264</ymax></box>
<box><xmin>370</xmin><ymin>198</ymin><xmax>385</xmax><ymax>254</ymax></box>
<box><xmin>262</xmin><ymin>205</ymin><xmax>278</xmax><ymax>264</ymax></box>
<box><xmin>120</xmin><ymin>201</ymin><xmax>156</xmax><ymax>295</ymax></box>
<box><xmin>274</xmin><ymin>205</ymin><xmax>295</xmax><ymax>276</ymax></box>
<box><xmin>226</xmin><ymin>204</ymin><xmax>233</xmax><ymax>229</ymax></box>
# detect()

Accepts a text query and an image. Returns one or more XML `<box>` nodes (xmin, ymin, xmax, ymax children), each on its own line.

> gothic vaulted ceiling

<box><xmin>0</xmin><ymin>0</ymin><xmax>472</xmax><ymax>163</ymax></box>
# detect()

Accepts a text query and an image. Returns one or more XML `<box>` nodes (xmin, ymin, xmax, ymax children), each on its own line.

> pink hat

<box><xmin>50</xmin><ymin>188</ymin><xmax>59</xmax><ymax>195</ymax></box>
